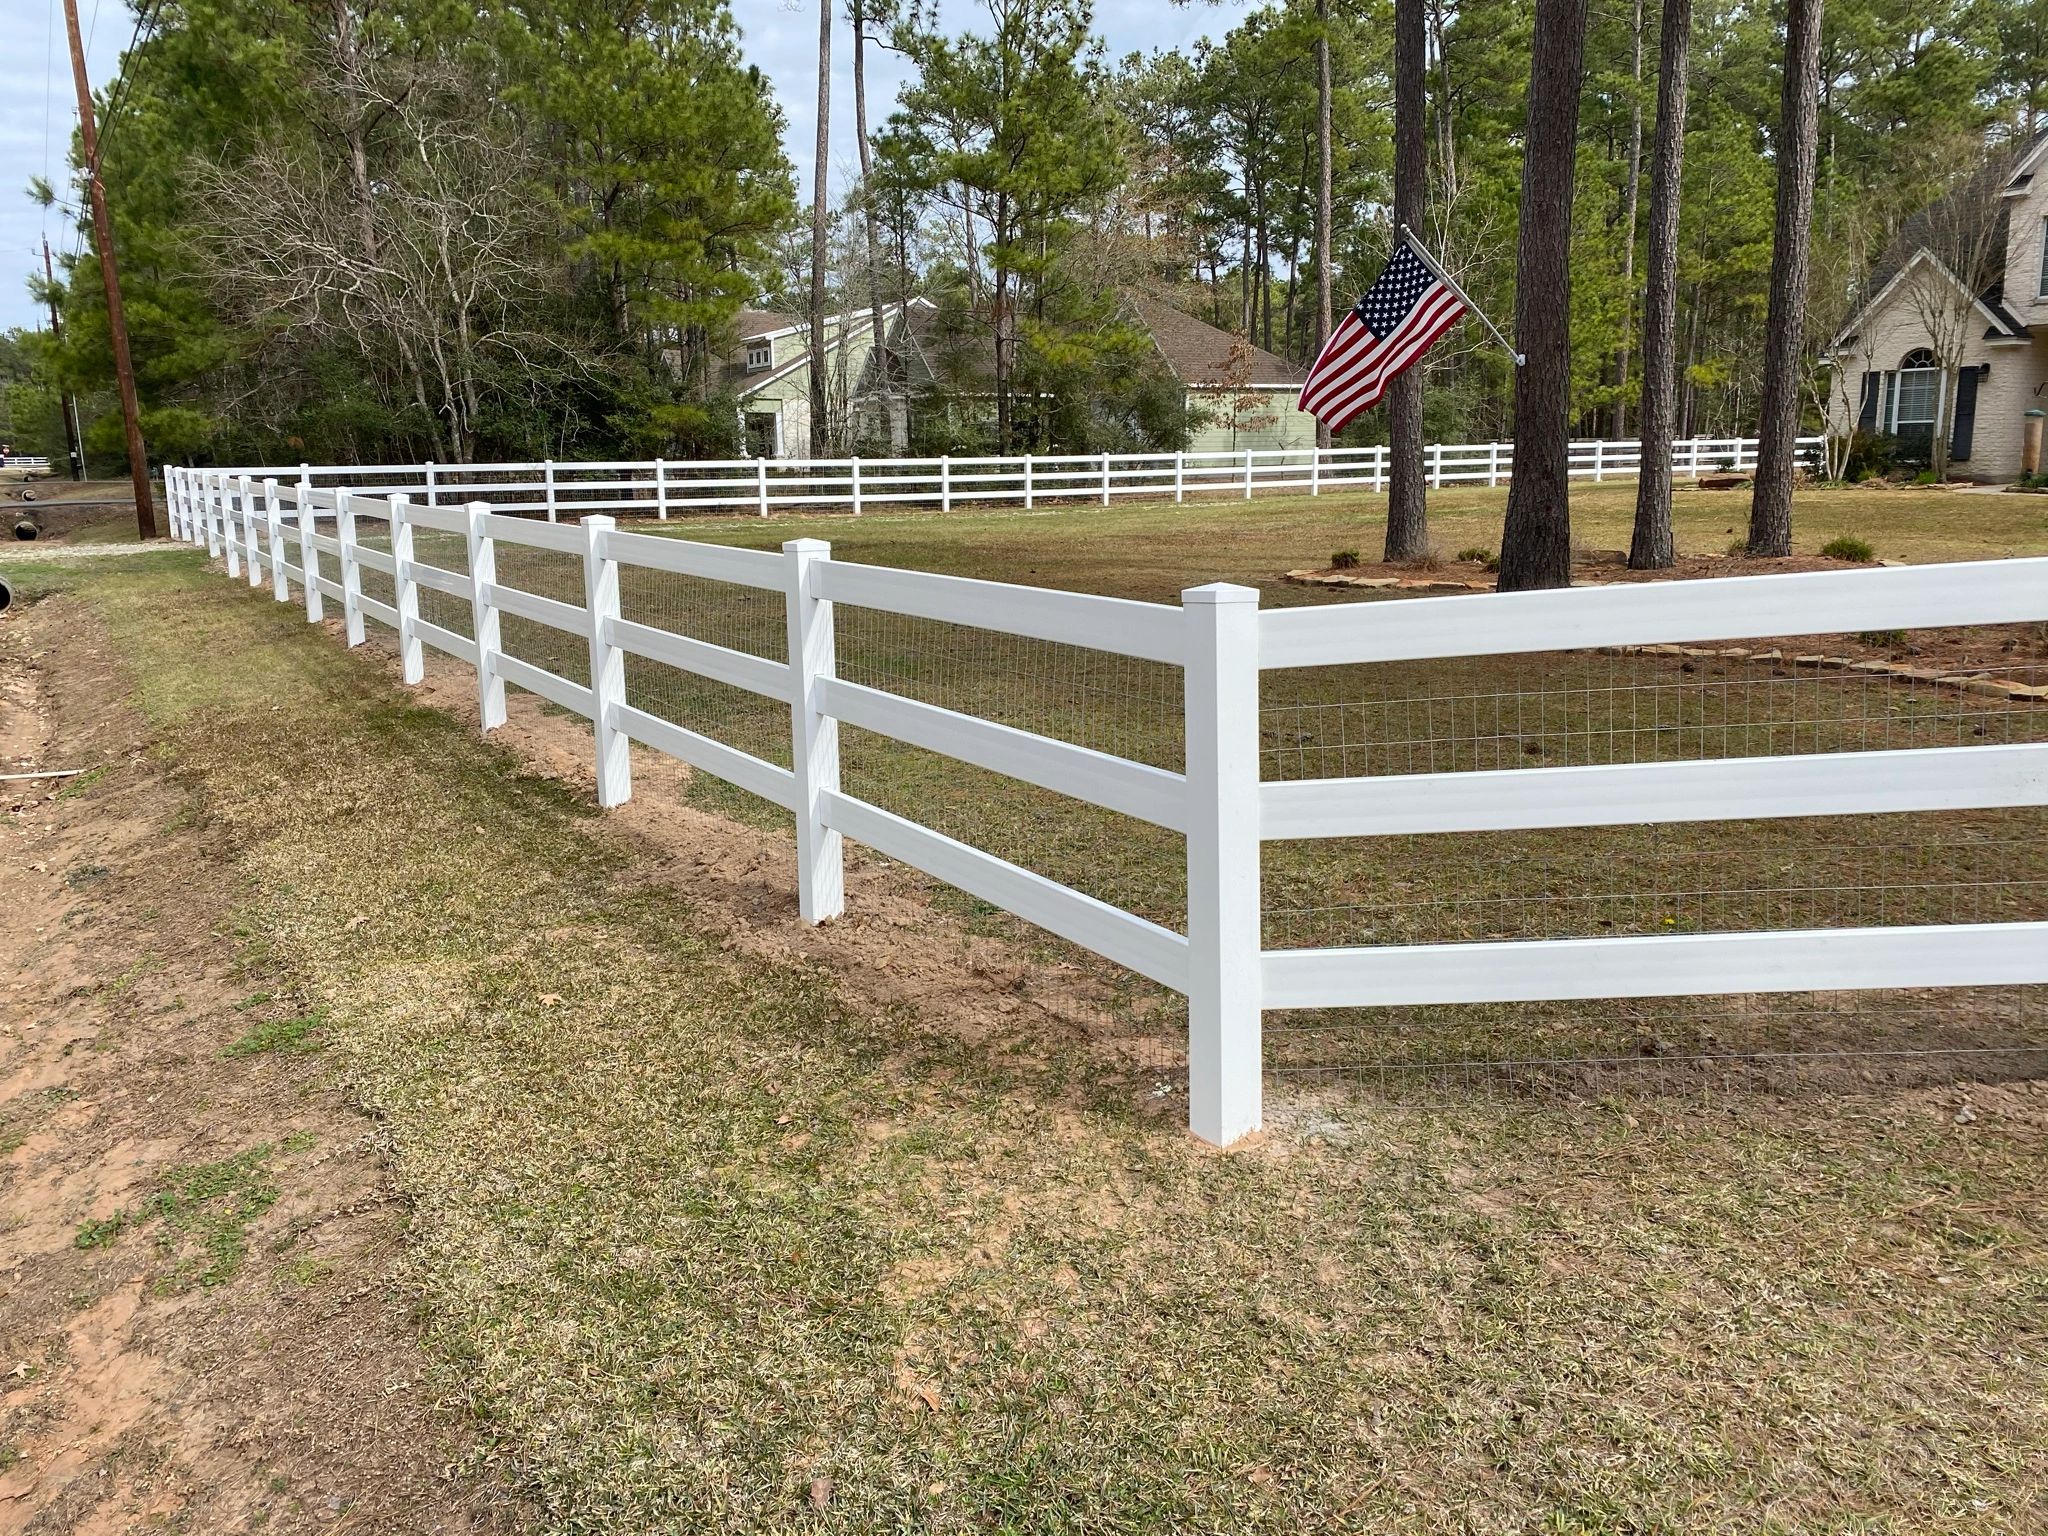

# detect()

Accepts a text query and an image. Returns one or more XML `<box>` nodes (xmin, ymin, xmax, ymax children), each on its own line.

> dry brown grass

<box><xmin>18</xmin><ymin>550</ymin><xmax>2044</xmax><ymax>1532</ymax></box>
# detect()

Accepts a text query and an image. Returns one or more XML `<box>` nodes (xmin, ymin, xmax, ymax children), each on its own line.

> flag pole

<box><xmin>1399</xmin><ymin>223</ymin><xmax>1524</xmax><ymax>367</ymax></box>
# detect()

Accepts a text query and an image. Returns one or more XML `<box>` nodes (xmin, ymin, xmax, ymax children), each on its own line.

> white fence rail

<box><xmin>3</xmin><ymin>454</ymin><xmax>52</xmax><ymax>471</ymax></box>
<box><xmin>167</xmin><ymin>464</ymin><xmax>2048</xmax><ymax>1145</ymax></box>
<box><xmin>203</xmin><ymin>435</ymin><xmax>1823</xmax><ymax>521</ymax></box>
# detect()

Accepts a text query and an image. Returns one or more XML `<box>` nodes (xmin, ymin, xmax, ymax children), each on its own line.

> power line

<box><xmin>91</xmin><ymin>0</ymin><xmax>166</xmax><ymax>173</ymax></box>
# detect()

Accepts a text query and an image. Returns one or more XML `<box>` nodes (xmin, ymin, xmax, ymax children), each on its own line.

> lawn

<box><xmin>7</xmin><ymin>495</ymin><xmax>2044</xmax><ymax>1531</ymax></box>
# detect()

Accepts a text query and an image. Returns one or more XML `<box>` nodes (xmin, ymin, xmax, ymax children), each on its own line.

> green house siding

<box><xmin>1185</xmin><ymin>388</ymin><xmax>1317</xmax><ymax>454</ymax></box>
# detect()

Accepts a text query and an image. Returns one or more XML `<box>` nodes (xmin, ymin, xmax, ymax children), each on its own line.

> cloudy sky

<box><xmin>0</xmin><ymin>0</ymin><xmax>1251</xmax><ymax>334</ymax></box>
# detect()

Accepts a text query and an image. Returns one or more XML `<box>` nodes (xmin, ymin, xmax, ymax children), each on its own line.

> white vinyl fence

<box><xmin>166</xmin><ymin>464</ymin><xmax>2048</xmax><ymax>1144</ymax></box>
<box><xmin>206</xmin><ymin>435</ymin><xmax>1824</xmax><ymax>521</ymax></box>
<box><xmin>3</xmin><ymin>454</ymin><xmax>52</xmax><ymax>471</ymax></box>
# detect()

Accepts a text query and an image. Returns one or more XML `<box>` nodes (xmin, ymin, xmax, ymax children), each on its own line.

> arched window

<box><xmin>1890</xmin><ymin>348</ymin><xmax>1943</xmax><ymax>443</ymax></box>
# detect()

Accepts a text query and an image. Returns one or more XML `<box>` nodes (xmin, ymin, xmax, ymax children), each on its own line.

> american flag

<box><xmin>1298</xmin><ymin>236</ymin><xmax>1466</xmax><ymax>431</ymax></box>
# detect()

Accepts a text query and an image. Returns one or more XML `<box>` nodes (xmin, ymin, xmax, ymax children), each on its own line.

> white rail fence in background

<box><xmin>205</xmin><ymin>434</ymin><xmax>1824</xmax><ymax>521</ymax></box>
<box><xmin>166</xmin><ymin>465</ymin><xmax>2048</xmax><ymax>1144</ymax></box>
<box><xmin>3</xmin><ymin>454</ymin><xmax>52</xmax><ymax>471</ymax></box>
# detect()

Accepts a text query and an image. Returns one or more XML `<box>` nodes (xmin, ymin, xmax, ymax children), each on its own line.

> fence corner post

<box><xmin>264</xmin><ymin>480</ymin><xmax>288</xmax><ymax>602</ymax></box>
<box><xmin>1182</xmin><ymin>580</ymin><xmax>1263</xmax><ymax>1148</ymax></box>
<box><xmin>581</xmin><ymin>514</ymin><xmax>631</xmax><ymax>808</ymax></box>
<box><xmin>465</xmin><ymin>502</ymin><xmax>506</xmax><ymax>730</ymax></box>
<box><xmin>783</xmin><ymin>537</ymin><xmax>844</xmax><ymax>924</ymax></box>
<box><xmin>390</xmin><ymin>493</ymin><xmax>424</xmax><ymax>684</ymax></box>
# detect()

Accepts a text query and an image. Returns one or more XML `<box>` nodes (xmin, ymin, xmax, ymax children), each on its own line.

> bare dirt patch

<box><xmin>0</xmin><ymin>594</ymin><xmax>522</xmax><ymax>1534</ymax></box>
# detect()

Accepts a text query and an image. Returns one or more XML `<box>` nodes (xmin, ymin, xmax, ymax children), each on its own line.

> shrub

<box><xmin>1839</xmin><ymin>430</ymin><xmax>1901</xmax><ymax>484</ymax></box>
<box><xmin>1856</xmin><ymin>629</ymin><xmax>1908</xmax><ymax>649</ymax></box>
<box><xmin>1911</xmin><ymin>469</ymin><xmax>1938</xmax><ymax>486</ymax></box>
<box><xmin>1455</xmin><ymin>546</ymin><xmax>1493</xmax><ymax>563</ymax></box>
<box><xmin>1331</xmin><ymin>549</ymin><xmax>1361</xmax><ymax>569</ymax></box>
<box><xmin>1725</xmin><ymin>537</ymin><xmax>1749</xmax><ymax>556</ymax></box>
<box><xmin>1821</xmin><ymin>534</ymin><xmax>1876</xmax><ymax>562</ymax></box>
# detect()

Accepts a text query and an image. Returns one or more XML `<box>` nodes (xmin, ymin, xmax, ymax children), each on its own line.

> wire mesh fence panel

<box><xmin>832</xmin><ymin>610</ymin><xmax>1187</xmax><ymax>928</ymax></box>
<box><xmin>411</xmin><ymin>530</ymin><xmax>473</xmax><ymax>639</ymax></box>
<box><xmin>1260</xmin><ymin>620</ymin><xmax>2048</xmax><ymax>1097</ymax></box>
<box><xmin>489</xmin><ymin>545</ymin><xmax>586</xmax><ymax>685</ymax></box>
<box><xmin>1261</xmin><ymin>624</ymin><xmax>2048</xmax><ymax>780</ymax></box>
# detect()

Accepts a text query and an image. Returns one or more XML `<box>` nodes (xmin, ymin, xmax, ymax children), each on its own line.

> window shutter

<box><xmin>1856</xmin><ymin>372</ymin><xmax>1879</xmax><ymax>432</ymax></box>
<box><xmin>1949</xmin><ymin>364</ymin><xmax>1982</xmax><ymax>463</ymax></box>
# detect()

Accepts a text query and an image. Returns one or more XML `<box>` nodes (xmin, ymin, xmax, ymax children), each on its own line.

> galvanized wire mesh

<box><xmin>411</xmin><ymin>530</ymin><xmax>473</xmax><ymax>640</ymax></box>
<box><xmin>834</xmin><ymin>610</ymin><xmax>1186</xmax><ymax>926</ymax></box>
<box><xmin>1260</xmin><ymin>624</ymin><xmax>2048</xmax><ymax>1095</ymax></box>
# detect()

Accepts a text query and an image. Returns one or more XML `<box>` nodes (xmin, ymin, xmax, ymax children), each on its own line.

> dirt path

<box><xmin>0</xmin><ymin>595</ymin><xmax>521</xmax><ymax>1534</ymax></box>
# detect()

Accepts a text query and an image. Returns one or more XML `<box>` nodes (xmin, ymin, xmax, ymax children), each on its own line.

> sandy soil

<box><xmin>0</xmin><ymin>595</ymin><xmax>524</xmax><ymax>1534</ymax></box>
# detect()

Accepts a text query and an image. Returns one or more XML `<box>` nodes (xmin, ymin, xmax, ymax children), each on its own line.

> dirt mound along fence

<box><xmin>168</xmin><ymin>466</ymin><xmax>2047</xmax><ymax>1144</ymax></box>
<box><xmin>191</xmin><ymin>436</ymin><xmax>1822</xmax><ymax>522</ymax></box>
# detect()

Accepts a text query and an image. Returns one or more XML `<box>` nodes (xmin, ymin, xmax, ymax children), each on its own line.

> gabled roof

<box><xmin>732</xmin><ymin>299</ymin><xmax>937</xmax><ymax>400</ymax></box>
<box><xmin>737</xmin><ymin>308</ymin><xmax>800</xmax><ymax>340</ymax></box>
<box><xmin>1121</xmin><ymin>291</ymin><xmax>1307</xmax><ymax>387</ymax></box>
<box><xmin>1833</xmin><ymin>138</ymin><xmax>2043</xmax><ymax>352</ymax></box>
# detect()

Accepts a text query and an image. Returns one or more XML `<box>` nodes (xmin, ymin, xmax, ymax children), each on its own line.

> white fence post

<box><xmin>239</xmin><ymin>475</ymin><xmax>264</xmax><ymax>587</ymax></box>
<box><xmin>1102</xmin><ymin>452</ymin><xmax>1113</xmax><ymax>507</ymax></box>
<box><xmin>1428</xmin><ymin>442</ymin><xmax>1442</xmax><ymax>490</ymax></box>
<box><xmin>940</xmin><ymin>454</ymin><xmax>953</xmax><ymax>513</ymax></box>
<box><xmin>1373</xmin><ymin>445</ymin><xmax>1386</xmax><ymax>493</ymax></box>
<box><xmin>655</xmin><ymin>457</ymin><xmax>669</xmax><ymax>520</ymax></box>
<box><xmin>217</xmin><ymin>477</ymin><xmax>240</xmax><ymax>578</ymax></box>
<box><xmin>757</xmin><ymin>457</ymin><xmax>770</xmax><ymax>517</ymax></box>
<box><xmin>163</xmin><ymin>467</ymin><xmax>178</xmax><ymax>541</ymax></box>
<box><xmin>783</xmin><ymin>537</ymin><xmax>844</xmax><ymax>924</ymax></box>
<box><xmin>265</xmin><ymin>479</ymin><xmax>288</xmax><ymax>602</ymax></box>
<box><xmin>1174</xmin><ymin>450</ymin><xmax>1185</xmax><ymax>505</ymax></box>
<box><xmin>335</xmin><ymin>493</ymin><xmax>366</xmax><ymax>647</ymax></box>
<box><xmin>1593</xmin><ymin>439</ymin><xmax>1606</xmax><ymax>484</ymax></box>
<box><xmin>466</xmin><ymin>502</ymin><xmax>506</xmax><ymax>730</ymax></box>
<box><xmin>390</xmin><ymin>494</ymin><xmax>424</xmax><ymax>684</ymax></box>
<box><xmin>1024</xmin><ymin>453</ymin><xmax>1035</xmax><ymax>510</ymax></box>
<box><xmin>424</xmin><ymin>460</ymin><xmax>438</xmax><ymax>508</ymax></box>
<box><xmin>1309</xmin><ymin>447</ymin><xmax>1321</xmax><ymax>497</ymax></box>
<box><xmin>1243</xmin><ymin>448</ymin><xmax>1254</xmax><ymax>500</ymax></box>
<box><xmin>1488</xmin><ymin>441</ymin><xmax>1501</xmax><ymax>488</ymax></box>
<box><xmin>543</xmin><ymin>459</ymin><xmax>558</xmax><ymax>521</ymax></box>
<box><xmin>1183</xmin><ymin>582</ymin><xmax>1262</xmax><ymax>1147</ymax></box>
<box><xmin>298</xmin><ymin>484</ymin><xmax>323</xmax><ymax>624</ymax></box>
<box><xmin>852</xmin><ymin>456</ymin><xmax>865</xmax><ymax>516</ymax></box>
<box><xmin>582</xmin><ymin>515</ymin><xmax>631</xmax><ymax>808</ymax></box>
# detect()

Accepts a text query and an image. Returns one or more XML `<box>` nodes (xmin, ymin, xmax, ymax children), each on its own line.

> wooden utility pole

<box><xmin>61</xmin><ymin>0</ymin><xmax>156</xmax><ymax>538</ymax></box>
<box><xmin>41</xmin><ymin>239</ymin><xmax>87</xmax><ymax>482</ymax></box>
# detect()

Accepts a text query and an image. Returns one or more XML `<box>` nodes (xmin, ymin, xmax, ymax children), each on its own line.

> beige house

<box><xmin>1826</xmin><ymin>139</ymin><xmax>2048</xmax><ymax>481</ymax></box>
<box><xmin>728</xmin><ymin>300</ymin><xmax>934</xmax><ymax>458</ymax></box>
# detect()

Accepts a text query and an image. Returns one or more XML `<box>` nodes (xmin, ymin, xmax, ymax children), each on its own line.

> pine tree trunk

<box><xmin>809</xmin><ymin>0</ymin><xmax>832</xmax><ymax>457</ymax></box>
<box><xmin>1630</xmin><ymin>0</ymin><xmax>1691</xmax><ymax>570</ymax></box>
<box><xmin>1611</xmin><ymin>0</ymin><xmax>1645</xmax><ymax>440</ymax></box>
<box><xmin>1498</xmin><ymin>0</ymin><xmax>1592</xmax><ymax>592</ymax></box>
<box><xmin>1315</xmin><ymin>1</ymin><xmax>1333</xmax><ymax>450</ymax></box>
<box><xmin>1748</xmin><ymin>0</ymin><xmax>1823</xmax><ymax>556</ymax></box>
<box><xmin>1384</xmin><ymin>0</ymin><xmax>1430</xmax><ymax>562</ymax></box>
<box><xmin>853</xmin><ymin>0</ymin><xmax>893</xmax><ymax>451</ymax></box>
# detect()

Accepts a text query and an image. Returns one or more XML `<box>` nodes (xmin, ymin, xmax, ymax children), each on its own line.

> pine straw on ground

<box><xmin>39</xmin><ymin>554</ymin><xmax>2048</xmax><ymax>1534</ymax></box>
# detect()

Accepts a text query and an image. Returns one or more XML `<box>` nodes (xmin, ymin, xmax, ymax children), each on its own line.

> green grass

<box><xmin>74</xmin><ymin>1211</ymin><xmax>129</xmax><ymax>1249</ymax></box>
<box><xmin>31</xmin><ymin>539</ymin><xmax>2048</xmax><ymax>1531</ymax></box>
<box><xmin>223</xmin><ymin>1009</ymin><xmax>328</xmax><ymax>1058</ymax></box>
<box><xmin>148</xmin><ymin>1145</ymin><xmax>283</xmax><ymax>1289</ymax></box>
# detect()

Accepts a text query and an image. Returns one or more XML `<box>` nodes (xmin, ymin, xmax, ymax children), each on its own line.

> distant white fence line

<box><xmin>3</xmin><ymin>454</ymin><xmax>52</xmax><ymax>471</ymax></box>
<box><xmin>208</xmin><ymin>435</ymin><xmax>1826</xmax><ymax>521</ymax></box>
<box><xmin>166</xmin><ymin>464</ymin><xmax>2047</xmax><ymax>1146</ymax></box>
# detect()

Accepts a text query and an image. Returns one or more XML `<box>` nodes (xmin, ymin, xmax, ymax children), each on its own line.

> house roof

<box><xmin>737</xmin><ymin>308</ymin><xmax>800</xmax><ymax>340</ymax></box>
<box><xmin>1121</xmin><ymin>291</ymin><xmax>1307</xmax><ymax>387</ymax></box>
<box><xmin>1835</xmin><ymin>139</ymin><xmax>2043</xmax><ymax>351</ymax></box>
